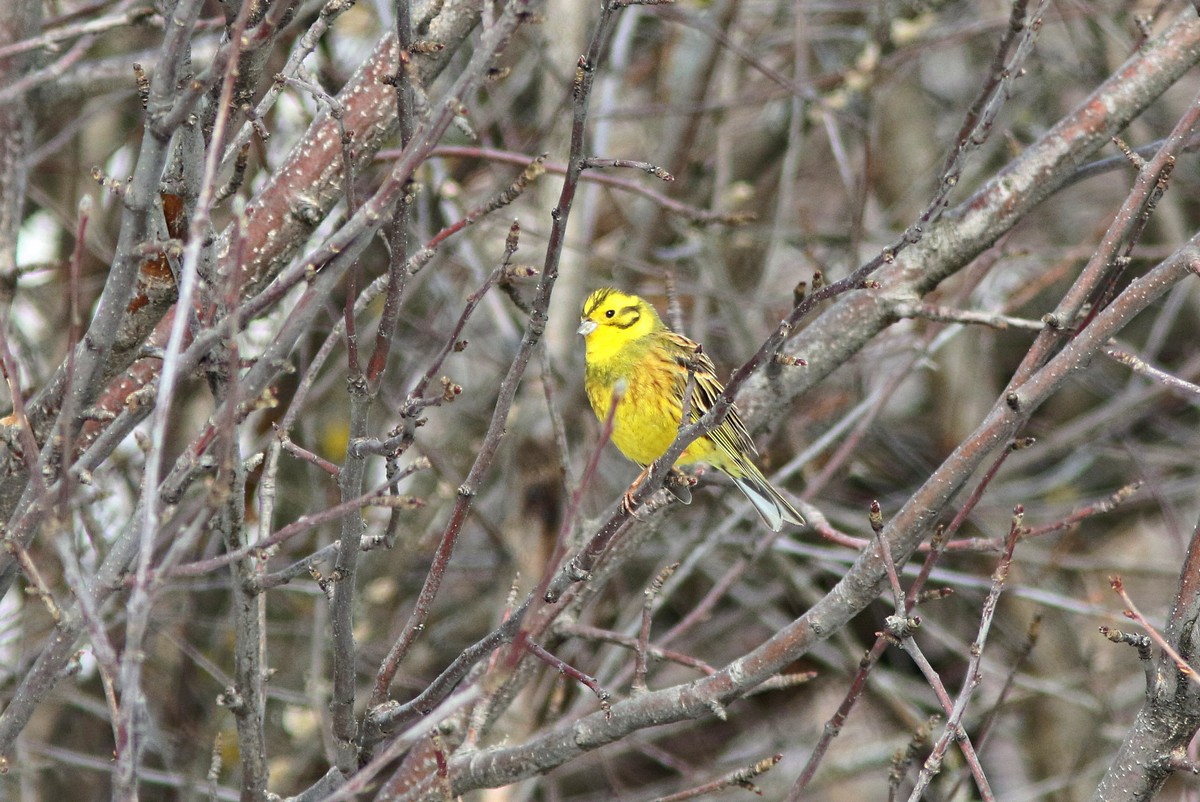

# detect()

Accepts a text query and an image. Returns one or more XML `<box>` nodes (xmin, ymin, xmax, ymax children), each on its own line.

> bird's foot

<box><xmin>622</xmin><ymin>466</ymin><xmax>650</xmax><ymax>518</ymax></box>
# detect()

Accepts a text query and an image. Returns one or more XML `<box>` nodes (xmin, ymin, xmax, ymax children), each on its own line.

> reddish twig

<box><xmin>1111</xmin><ymin>576</ymin><xmax>1200</xmax><ymax>684</ymax></box>
<box><xmin>554</xmin><ymin>622</ymin><xmax>716</xmax><ymax>676</ymax></box>
<box><xmin>525</xmin><ymin>639</ymin><xmax>611</xmax><ymax>715</ymax></box>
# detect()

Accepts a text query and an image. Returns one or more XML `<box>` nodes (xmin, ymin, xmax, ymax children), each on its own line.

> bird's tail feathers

<box><xmin>730</xmin><ymin>469</ymin><xmax>803</xmax><ymax>532</ymax></box>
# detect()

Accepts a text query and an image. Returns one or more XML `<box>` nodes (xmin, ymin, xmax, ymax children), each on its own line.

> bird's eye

<box><xmin>605</xmin><ymin>309</ymin><xmax>615</xmax><ymax>318</ymax></box>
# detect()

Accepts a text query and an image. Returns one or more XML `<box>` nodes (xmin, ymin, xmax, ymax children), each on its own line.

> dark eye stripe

<box><xmin>612</xmin><ymin>306</ymin><xmax>641</xmax><ymax>329</ymax></box>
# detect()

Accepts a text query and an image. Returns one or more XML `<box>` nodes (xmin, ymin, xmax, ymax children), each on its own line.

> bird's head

<box><xmin>577</xmin><ymin>289</ymin><xmax>663</xmax><ymax>349</ymax></box>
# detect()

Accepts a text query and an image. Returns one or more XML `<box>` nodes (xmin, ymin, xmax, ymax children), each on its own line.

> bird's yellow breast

<box><xmin>583</xmin><ymin>335</ymin><xmax>715</xmax><ymax>468</ymax></box>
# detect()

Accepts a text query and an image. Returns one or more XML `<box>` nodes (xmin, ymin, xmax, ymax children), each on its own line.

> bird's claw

<box><xmin>622</xmin><ymin>491</ymin><xmax>644</xmax><ymax>519</ymax></box>
<box><xmin>621</xmin><ymin>465</ymin><xmax>651</xmax><ymax>518</ymax></box>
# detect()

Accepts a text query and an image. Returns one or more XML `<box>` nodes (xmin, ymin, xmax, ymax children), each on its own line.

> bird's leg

<box><xmin>625</xmin><ymin>464</ymin><xmax>697</xmax><ymax>514</ymax></box>
<box><xmin>622</xmin><ymin>465</ymin><xmax>651</xmax><ymax>516</ymax></box>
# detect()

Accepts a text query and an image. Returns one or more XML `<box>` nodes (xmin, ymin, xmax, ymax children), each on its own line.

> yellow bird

<box><xmin>577</xmin><ymin>288</ymin><xmax>803</xmax><ymax>531</ymax></box>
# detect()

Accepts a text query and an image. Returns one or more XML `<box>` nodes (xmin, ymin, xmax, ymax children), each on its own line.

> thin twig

<box><xmin>525</xmin><ymin>640</ymin><xmax>611</xmax><ymax>715</ymax></box>
<box><xmin>1111</xmin><ymin>576</ymin><xmax>1200</xmax><ymax>684</ymax></box>
<box><xmin>1104</xmin><ymin>345</ymin><xmax>1200</xmax><ymax>402</ymax></box>
<box><xmin>633</xmin><ymin>562</ymin><xmax>678</xmax><ymax>693</ymax></box>
<box><xmin>905</xmin><ymin>508</ymin><xmax>1025</xmax><ymax>802</ymax></box>
<box><xmin>647</xmin><ymin>754</ymin><xmax>783</xmax><ymax>802</ymax></box>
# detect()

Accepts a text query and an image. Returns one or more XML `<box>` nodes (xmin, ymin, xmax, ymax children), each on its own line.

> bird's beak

<box><xmin>577</xmin><ymin>319</ymin><xmax>597</xmax><ymax>336</ymax></box>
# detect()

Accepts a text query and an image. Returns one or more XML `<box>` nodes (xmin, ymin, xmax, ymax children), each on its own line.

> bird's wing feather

<box><xmin>661</xmin><ymin>331</ymin><xmax>758</xmax><ymax>460</ymax></box>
